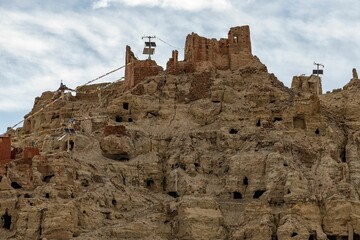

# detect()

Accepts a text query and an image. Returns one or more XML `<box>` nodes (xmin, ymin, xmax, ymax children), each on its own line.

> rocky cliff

<box><xmin>1</xmin><ymin>26</ymin><xmax>360</xmax><ymax>240</ymax></box>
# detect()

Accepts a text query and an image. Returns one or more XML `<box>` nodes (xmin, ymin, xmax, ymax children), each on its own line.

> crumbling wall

<box><xmin>124</xmin><ymin>46</ymin><xmax>162</xmax><ymax>90</ymax></box>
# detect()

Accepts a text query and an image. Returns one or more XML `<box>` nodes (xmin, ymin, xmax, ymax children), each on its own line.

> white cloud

<box><xmin>94</xmin><ymin>0</ymin><xmax>232</xmax><ymax>11</ymax></box>
<box><xmin>93</xmin><ymin>0</ymin><xmax>109</xmax><ymax>9</ymax></box>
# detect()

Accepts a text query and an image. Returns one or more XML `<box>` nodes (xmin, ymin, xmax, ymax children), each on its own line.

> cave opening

<box><xmin>112</xmin><ymin>199</ymin><xmax>117</xmax><ymax>206</ymax></box>
<box><xmin>45</xmin><ymin>193</ymin><xmax>50</xmax><ymax>199</ymax></box>
<box><xmin>233</xmin><ymin>191</ymin><xmax>242</xmax><ymax>199</ymax></box>
<box><xmin>11</xmin><ymin>182</ymin><xmax>22</xmax><ymax>189</ymax></box>
<box><xmin>253</xmin><ymin>190</ymin><xmax>266</xmax><ymax>199</ymax></box>
<box><xmin>273</xmin><ymin>117</ymin><xmax>282</xmax><ymax>122</ymax></box>
<box><xmin>43</xmin><ymin>174</ymin><xmax>55</xmax><ymax>183</ymax></box>
<box><xmin>145</xmin><ymin>179</ymin><xmax>155</xmax><ymax>189</ymax></box>
<box><xmin>315</xmin><ymin>129</ymin><xmax>320</xmax><ymax>135</ymax></box>
<box><xmin>229</xmin><ymin>128</ymin><xmax>238</xmax><ymax>134</ymax></box>
<box><xmin>256</xmin><ymin>119</ymin><xmax>261</xmax><ymax>127</ymax></box>
<box><xmin>2</xmin><ymin>211</ymin><xmax>11</xmax><ymax>230</ymax></box>
<box><xmin>123</xmin><ymin>102</ymin><xmax>129</xmax><ymax>110</ymax></box>
<box><xmin>167</xmin><ymin>191</ymin><xmax>179</xmax><ymax>198</ymax></box>
<box><xmin>291</xmin><ymin>232</ymin><xmax>298</xmax><ymax>237</ymax></box>
<box><xmin>243</xmin><ymin>176</ymin><xmax>248</xmax><ymax>186</ymax></box>
<box><xmin>115</xmin><ymin>115</ymin><xmax>123</xmax><ymax>122</ymax></box>
<box><xmin>128</xmin><ymin>118</ymin><xmax>133</xmax><ymax>122</ymax></box>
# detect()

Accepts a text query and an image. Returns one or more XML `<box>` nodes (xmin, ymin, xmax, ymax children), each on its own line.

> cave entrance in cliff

<box><xmin>229</xmin><ymin>128</ymin><xmax>238</xmax><ymax>134</ymax></box>
<box><xmin>253</xmin><ymin>190</ymin><xmax>266</xmax><ymax>199</ymax></box>
<box><xmin>233</xmin><ymin>191</ymin><xmax>242</xmax><ymax>199</ymax></box>
<box><xmin>123</xmin><ymin>102</ymin><xmax>129</xmax><ymax>110</ymax></box>
<box><xmin>2</xmin><ymin>211</ymin><xmax>11</xmax><ymax>230</ymax></box>
<box><xmin>145</xmin><ymin>178</ymin><xmax>155</xmax><ymax>190</ymax></box>
<box><xmin>167</xmin><ymin>191</ymin><xmax>179</xmax><ymax>198</ymax></box>
<box><xmin>115</xmin><ymin>115</ymin><xmax>123</xmax><ymax>122</ymax></box>
<box><xmin>243</xmin><ymin>176</ymin><xmax>248</xmax><ymax>186</ymax></box>
<box><xmin>11</xmin><ymin>181</ymin><xmax>22</xmax><ymax>189</ymax></box>
<box><xmin>308</xmin><ymin>232</ymin><xmax>317</xmax><ymax>240</ymax></box>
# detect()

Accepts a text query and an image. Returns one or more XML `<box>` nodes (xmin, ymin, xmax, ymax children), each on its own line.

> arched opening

<box><xmin>233</xmin><ymin>191</ymin><xmax>242</xmax><ymax>199</ymax></box>
<box><xmin>128</xmin><ymin>118</ymin><xmax>133</xmax><ymax>122</ymax></box>
<box><xmin>315</xmin><ymin>129</ymin><xmax>320</xmax><ymax>135</ymax></box>
<box><xmin>2</xmin><ymin>211</ymin><xmax>11</xmax><ymax>230</ymax></box>
<box><xmin>11</xmin><ymin>182</ymin><xmax>22</xmax><ymax>189</ymax></box>
<box><xmin>45</xmin><ymin>193</ymin><xmax>50</xmax><ymax>199</ymax></box>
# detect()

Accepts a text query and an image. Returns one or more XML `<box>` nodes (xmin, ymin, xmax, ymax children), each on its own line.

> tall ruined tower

<box><xmin>228</xmin><ymin>25</ymin><xmax>252</xmax><ymax>55</ymax></box>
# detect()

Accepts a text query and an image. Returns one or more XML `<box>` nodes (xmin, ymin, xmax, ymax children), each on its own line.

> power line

<box><xmin>156</xmin><ymin>37</ymin><xmax>183</xmax><ymax>50</ymax></box>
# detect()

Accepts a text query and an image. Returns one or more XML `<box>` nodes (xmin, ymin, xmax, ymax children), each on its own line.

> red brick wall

<box><xmin>0</xmin><ymin>137</ymin><xmax>11</xmax><ymax>161</ymax></box>
<box><xmin>23</xmin><ymin>147</ymin><xmax>40</xmax><ymax>160</ymax></box>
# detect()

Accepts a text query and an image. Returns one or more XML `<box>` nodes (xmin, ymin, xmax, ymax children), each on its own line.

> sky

<box><xmin>1</xmin><ymin>0</ymin><xmax>360</xmax><ymax>133</ymax></box>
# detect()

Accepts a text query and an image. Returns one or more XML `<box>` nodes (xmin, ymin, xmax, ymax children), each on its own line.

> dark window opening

<box><xmin>115</xmin><ymin>115</ymin><xmax>123</xmax><ymax>122</ymax></box>
<box><xmin>315</xmin><ymin>129</ymin><xmax>320</xmax><ymax>135</ymax></box>
<box><xmin>291</xmin><ymin>232</ymin><xmax>298</xmax><ymax>237</ymax></box>
<box><xmin>253</xmin><ymin>190</ymin><xmax>266</xmax><ymax>199</ymax></box>
<box><xmin>11</xmin><ymin>182</ymin><xmax>22</xmax><ymax>189</ymax></box>
<box><xmin>24</xmin><ymin>193</ymin><xmax>32</xmax><ymax>198</ymax></box>
<box><xmin>2</xmin><ymin>211</ymin><xmax>11</xmax><ymax>230</ymax></box>
<box><xmin>112</xmin><ymin>199</ymin><xmax>117</xmax><ymax>206</ymax></box>
<box><xmin>43</xmin><ymin>174</ymin><xmax>55</xmax><ymax>183</ymax></box>
<box><xmin>168</xmin><ymin>191</ymin><xmax>179</xmax><ymax>198</ymax></box>
<box><xmin>194</xmin><ymin>163</ymin><xmax>200</xmax><ymax>168</ymax></box>
<box><xmin>103</xmin><ymin>153</ymin><xmax>129</xmax><ymax>161</ymax></box>
<box><xmin>233</xmin><ymin>191</ymin><xmax>242</xmax><ymax>199</ymax></box>
<box><xmin>287</xmin><ymin>190</ymin><xmax>291</xmax><ymax>194</ymax></box>
<box><xmin>123</xmin><ymin>102</ymin><xmax>129</xmax><ymax>110</ymax></box>
<box><xmin>229</xmin><ymin>128</ymin><xmax>238</xmax><ymax>134</ymax></box>
<box><xmin>45</xmin><ymin>193</ymin><xmax>50</xmax><ymax>198</ymax></box>
<box><xmin>243</xmin><ymin>176</ymin><xmax>248</xmax><ymax>186</ymax></box>
<box><xmin>71</xmin><ymin>193</ymin><xmax>74</xmax><ymax>198</ymax></box>
<box><xmin>273</xmin><ymin>117</ymin><xmax>282</xmax><ymax>122</ymax></box>
<box><xmin>340</xmin><ymin>148</ymin><xmax>346</xmax><ymax>163</ymax></box>
<box><xmin>164</xmin><ymin>220</ymin><xmax>170</xmax><ymax>224</ymax></box>
<box><xmin>283</xmin><ymin>163</ymin><xmax>288</xmax><ymax>167</ymax></box>
<box><xmin>69</xmin><ymin>140</ymin><xmax>74</xmax><ymax>151</ymax></box>
<box><xmin>354</xmin><ymin>233</ymin><xmax>360</xmax><ymax>240</ymax></box>
<box><xmin>128</xmin><ymin>118</ymin><xmax>133</xmax><ymax>122</ymax></box>
<box><xmin>145</xmin><ymin>179</ymin><xmax>155</xmax><ymax>189</ymax></box>
<box><xmin>212</xmin><ymin>100</ymin><xmax>220</xmax><ymax>103</ymax></box>
<box><xmin>309</xmin><ymin>233</ymin><xmax>317</xmax><ymax>240</ymax></box>
<box><xmin>327</xmin><ymin>236</ymin><xmax>336</xmax><ymax>240</ymax></box>
<box><xmin>256</xmin><ymin>119</ymin><xmax>261</xmax><ymax>127</ymax></box>
<box><xmin>83</xmin><ymin>210</ymin><xmax>86</xmax><ymax>214</ymax></box>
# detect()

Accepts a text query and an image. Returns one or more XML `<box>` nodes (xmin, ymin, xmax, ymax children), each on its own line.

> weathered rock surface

<box><xmin>1</xmin><ymin>25</ymin><xmax>360</xmax><ymax>240</ymax></box>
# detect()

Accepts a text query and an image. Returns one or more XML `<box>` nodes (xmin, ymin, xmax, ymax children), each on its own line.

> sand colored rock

<box><xmin>2</xmin><ymin>26</ymin><xmax>360</xmax><ymax>239</ymax></box>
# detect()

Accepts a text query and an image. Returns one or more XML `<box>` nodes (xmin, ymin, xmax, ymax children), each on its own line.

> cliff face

<box><xmin>2</xmin><ymin>26</ymin><xmax>360</xmax><ymax>240</ymax></box>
